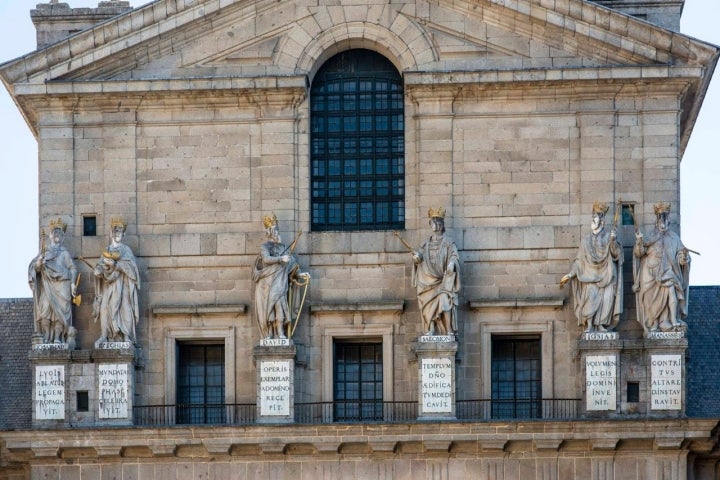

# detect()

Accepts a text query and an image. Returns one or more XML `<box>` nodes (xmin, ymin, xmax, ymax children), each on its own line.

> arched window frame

<box><xmin>310</xmin><ymin>49</ymin><xmax>405</xmax><ymax>231</ymax></box>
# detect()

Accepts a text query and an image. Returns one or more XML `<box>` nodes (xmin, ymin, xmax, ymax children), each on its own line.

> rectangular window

<box><xmin>621</xmin><ymin>203</ymin><xmax>635</xmax><ymax>226</ymax></box>
<box><xmin>176</xmin><ymin>343</ymin><xmax>225</xmax><ymax>424</ymax></box>
<box><xmin>334</xmin><ymin>341</ymin><xmax>383</xmax><ymax>421</ymax></box>
<box><xmin>627</xmin><ymin>382</ymin><xmax>640</xmax><ymax>403</ymax></box>
<box><xmin>83</xmin><ymin>216</ymin><xmax>96</xmax><ymax>237</ymax></box>
<box><xmin>76</xmin><ymin>391</ymin><xmax>89</xmax><ymax>412</ymax></box>
<box><xmin>491</xmin><ymin>337</ymin><xmax>541</xmax><ymax>419</ymax></box>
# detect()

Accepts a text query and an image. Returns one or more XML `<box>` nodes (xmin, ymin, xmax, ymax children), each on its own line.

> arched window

<box><xmin>310</xmin><ymin>49</ymin><xmax>404</xmax><ymax>231</ymax></box>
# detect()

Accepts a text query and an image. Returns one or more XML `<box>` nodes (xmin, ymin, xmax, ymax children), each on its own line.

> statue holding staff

<box><xmin>632</xmin><ymin>202</ymin><xmax>693</xmax><ymax>333</ymax></box>
<box><xmin>398</xmin><ymin>207</ymin><xmax>461</xmax><ymax>336</ymax></box>
<box><xmin>252</xmin><ymin>214</ymin><xmax>310</xmax><ymax>340</ymax></box>
<box><xmin>28</xmin><ymin>218</ymin><xmax>78</xmax><ymax>346</ymax></box>
<box><xmin>560</xmin><ymin>201</ymin><xmax>623</xmax><ymax>333</ymax></box>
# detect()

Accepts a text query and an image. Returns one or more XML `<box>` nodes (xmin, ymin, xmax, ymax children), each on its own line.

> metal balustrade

<box><xmin>133</xmin><ymin>399</ymin><xmax>581</xmax><ymax>427</ymax></box>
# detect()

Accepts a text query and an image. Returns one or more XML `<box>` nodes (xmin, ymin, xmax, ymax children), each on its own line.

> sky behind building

<box><xmin>0</xmin><ymin>0</ymin><xmax>718</xmax><ymax>298</ymax></box>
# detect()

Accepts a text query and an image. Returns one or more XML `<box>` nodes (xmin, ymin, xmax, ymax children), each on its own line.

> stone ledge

<box><xmin>151</xmin><ymin>304</ymin><xmax>247</xmax><ymax>316</ymax></box>
<box><xmin>404</xmin><ymin>66</ymin><xmax>704</xmax><ymax>87</ymax></box>
<box><xmin>310</xmin><ymin>301</ymin><xmax>404</xmax><ymax>313</ymax></box>
<box><xmin>469</xmin><ymin>298</ymin><xmax>564</xmax><ymax>309</ymax></box>
<box><xmin>2</xmin><ymin>419</ymin><xmax>716</xmax><ymax>460</ymax></box>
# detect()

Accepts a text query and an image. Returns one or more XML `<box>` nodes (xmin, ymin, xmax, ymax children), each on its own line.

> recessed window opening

<box><xmin>310</xmin><ymin>49</ymin><xmax>405</xmax><ymax>231</ymax></box>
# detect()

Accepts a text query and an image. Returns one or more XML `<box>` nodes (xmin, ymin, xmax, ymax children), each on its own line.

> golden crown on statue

<box><xmin>49</xmin><ymin>217</ymin><xmax>67</xmax><ymax>232</ymax></box>
<box><xmin>263</xmin><ymin>213</ymin><xmax>278</xmax><ymax>229</ymax></box>
<box><xmin>110</xmin><ymin>217</ymin><xmax>127</xmax><ymax>231</ymax></box>
<box><xmin>427</xmin><ymin>207</ymin><xmax>446</xmax><ymax>219</ymax></box>
<box><xmin>592</xmin><ymin>201</ymin><xmax>609</xmax><ymax>215</ymax></box>
<box><xmin>654</xmin><ymin>202</ymin><xmax>671</xmax><ymax>215</ymax></box>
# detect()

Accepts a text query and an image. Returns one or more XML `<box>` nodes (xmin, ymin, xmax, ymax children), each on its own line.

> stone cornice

<box><xmin>151</xmin><ymin>304</ymin><xmax>247</xmax><ymax>316</ymax></box>
<box><xmin>310</xmin><ymin>301</ymin><xmax>405</xmax><ymax>314</ymax></box>
<box><xmin>2</xmin><ymin>419</ymin><xmax>717</xmax><ymax>460</ymax></box>
<box><xmin>469</xmin><ymin>298</ymin><xmax>565</xmax><ymax>309</ymax></box>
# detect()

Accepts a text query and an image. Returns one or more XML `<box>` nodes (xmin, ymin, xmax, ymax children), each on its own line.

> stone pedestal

<box><xmin>644</xmin><ymin>332</ymin><xmax>687</xmax><ymax>417</ymax></box>
<box><xmin>414</xmin><ymin>335</ymin><xmax>458</xmax><ymax>420</ymax></box>
<box><xmin>253</xmin><ymin>339</ymin><xmax>296</xmax><ymax>424</ymax></box>
<box><xmin>578</xmin><ymin>332</ymin><xmax>621</xmax><ymax>416</ymax></box>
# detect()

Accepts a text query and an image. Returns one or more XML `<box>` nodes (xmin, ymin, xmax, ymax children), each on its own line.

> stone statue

<box><xmin>411</xmin><ymin>207</ymin><xmax>461</xmax><ymax>336</ymax></box>
<box><xmin>252</xmin><ymin>214</ymin><xmax>310</xmax><ymax>340</ymax></box>
<box><xmin>560</xmin><ymin>201</ymin><xmax>623</xmax><ymax>333</ymax></box>
<box><xmin>633</xmin><ymin>202</ymin><xmax>691</xmax><ymax>333</ymax></box>
<box><xmin>93</xmin><ymin>218</ymin><xmax>140</xmax><ymax>344</ymax></box>
<box><xmin>28</xmin><ymin>218</ymin><xmax>78</xmax><ymax>346</ymax></box>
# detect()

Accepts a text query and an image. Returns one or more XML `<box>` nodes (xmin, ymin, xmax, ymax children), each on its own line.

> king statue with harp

<box><xmin>252</xmin><ymin>214</ymin><xmax>310</xmax><ymax>340</ymax></box>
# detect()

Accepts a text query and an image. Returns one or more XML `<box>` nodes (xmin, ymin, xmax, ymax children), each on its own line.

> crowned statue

<box><xmin>252</xmin><ymin>214</ymin><xmax>310</xmax><ymax>340</ymax></box>
<box><xmin>93</xmin><ymin>218</ymin><xmax>140</xmax><ymax>345</ymax></box>
<box><xmin>28</xmin><ymin>218</ymin><xmax>79</xmax><ymax>347</ymax></box>
<box><xmin>560</xmin><ymin>201</ymin><xmax>623</xmax><ymax>333</ymax></box>
<box><xmin>409</xmin><ymin>207</ymin><xmax>461</xmax><ymax>336</ymax></box>
<box><xmin>633</xmin><ymin>202</ymin><xmax>692</xmax><ymax>334</ymax></box>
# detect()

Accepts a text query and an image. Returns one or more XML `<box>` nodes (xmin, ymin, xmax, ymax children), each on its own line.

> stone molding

<box><xmin>2</xmin><ymin>419</ymin><xmax>717</xmax><ymax>460</ymax></box>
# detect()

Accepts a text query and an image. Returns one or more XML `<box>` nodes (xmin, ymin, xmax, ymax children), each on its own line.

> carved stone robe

<box><xmin>633</xmin><ymin>228</ymin><xmax>690</xmax><ymax>332</ymax></box>
<box><xmin>94</xmin><ymin>242</ymin><xmax>140</xmax><ymax>343</ymax></box>
<box><xmin>28</xmin><ymin>244</ymin><xmax>77</xmax><ymax>343</ymax></box>
<box><xmin>567</xmin><ymin>229</ymin><xmax>623</xmax><ymax>331</ymax></box>
<box><xmin>412</xmin><ymin>234</ymin><xmax>461</xmax><ymax>334</ymax></box>
<box><xmin>252</xmin><ymin>241</ymin><xmax>299</xmax><ymax>339</ymax></box>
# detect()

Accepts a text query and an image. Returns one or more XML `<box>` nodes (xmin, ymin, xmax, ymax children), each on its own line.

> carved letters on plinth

<box><xmin>650</xmin><ymin>354</ymin><xmax>682</xmax><ymax>411</ymax></box>
<box><xmin>34</xmin><ymin>365</ymin><xmax>65</xmax><ymax>421</ymax></box>
<box><xmin>585</xmin><ymin>355</ymin><xmax>617</xmax><ymax>412</ymax></box>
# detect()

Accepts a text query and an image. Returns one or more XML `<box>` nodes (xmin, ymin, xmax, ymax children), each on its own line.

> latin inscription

<box><xmin>421</xmin><ymin>358</ymin><xmax>452</xmax><ymax>413</ymax></box>
<box><xmin>35</xmin><ymin>365</ymin><xmax>65</xmax><ymax>420</ymax></box>
<box><xmin>98</xmin><ymin>363</ymin><xmax>129</xmax><ymax>419</ymax></box>
<box><xmin>650</xmin><ymin>354</ymin><xmax>682</xmax><ymax>410</ymax></box>
<box><xmin>259</xmin><ymin>360</ymin><xmax>291</xmax><ymax>416</ymax></box>
<box><xmin>585</xmin><ymin>355</ymin><xmax>616</xmax><ymax>411</ymax></box>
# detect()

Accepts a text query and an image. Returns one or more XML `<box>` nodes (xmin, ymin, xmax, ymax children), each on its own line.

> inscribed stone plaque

<box><xmin>35</xmin><ymin>365</ymin><xmax>65</xmax><ymax>420</ymax></box>
<box><xmin>650</xmin><ymin>354</ymin><xmax>682</xmax><ymax>410</ymax></box>
<box><xmin>585</xmin><ymin>355</ymin><xmax>616</xmax><ymax>411</ymax></box>
<box><xmin>98</xmin><ymin>363</ymin><xmax>129</xmax><ymax>419</ymax></box>
<box><xmin>259</xmin><ymin>360</ymin><xmax>291</xmax><ymax>416</ymax></box>
<box><xmin>420</xmin><ymin>357</ymin><xmax>452</xmax><ymax>413</ymax></box>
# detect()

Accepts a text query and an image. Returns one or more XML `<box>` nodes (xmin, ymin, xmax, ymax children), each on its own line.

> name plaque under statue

<box><xmin>582</xmin><ymin>332</ymin><xmax>619</xmax><ymax>341</ymax></box>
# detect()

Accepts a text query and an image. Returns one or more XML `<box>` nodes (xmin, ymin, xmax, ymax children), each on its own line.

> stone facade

<box><xmin>1</xmin><ymin>0</ymin><xmax>719</xmax><ymax>479</ymax></box>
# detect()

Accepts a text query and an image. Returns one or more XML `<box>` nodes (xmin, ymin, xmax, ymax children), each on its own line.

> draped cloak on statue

<box><xmin>252</xmin><ymin>241</ymin><xmax>299</xmax><ymax>339</ymax></box>
<box><xmin>94</xmin><ymin>242</ymin><xmax>140</xmax><ymax>343</ymax></box>
<box><xmin>633</xmin><ymin>228</ymin><xmax>690</xmax><ymax>332</ymax></box>
<box><xmin>567</xmin><ymin>229</ymin><xmax>623</xmax><ymax>331</ymax></box>
<box><xmin>412</xmin><ymin>235</ymin><xmax>461</xmax><ymax>335</ymax></box>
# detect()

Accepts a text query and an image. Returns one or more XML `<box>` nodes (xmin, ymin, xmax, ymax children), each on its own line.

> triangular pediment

<box><xmin>2</xmin><ymin>0</ymin><xmax>715</xmax><ymax>86</ymax></box>
<box><xmin>0</xmin><ymin>0</ymin><xmax>716</xmax><ymax>154</ymax></box>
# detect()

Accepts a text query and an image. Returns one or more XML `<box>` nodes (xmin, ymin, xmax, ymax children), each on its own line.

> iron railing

<box><xmin>133</xmin><ymin>399</ymin><xmax>580</xmax><ymax>427</ymax></box>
